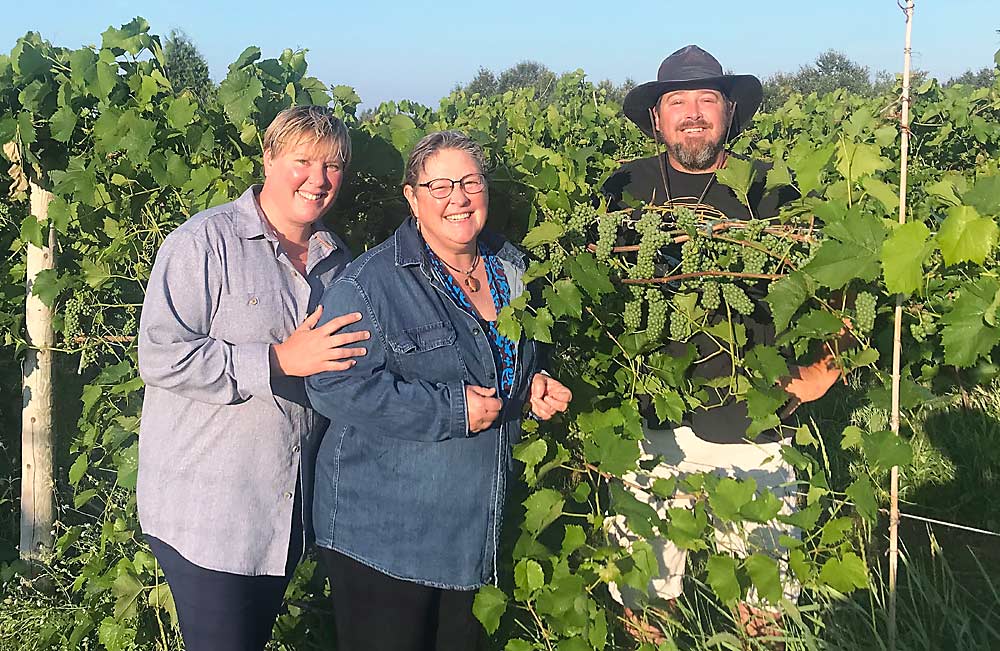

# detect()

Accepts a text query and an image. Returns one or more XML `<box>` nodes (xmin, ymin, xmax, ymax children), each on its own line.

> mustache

<box><xmin>677</xmin><ymin>120</ymin><xmax>713</xmax><ymax>130</ymax></box>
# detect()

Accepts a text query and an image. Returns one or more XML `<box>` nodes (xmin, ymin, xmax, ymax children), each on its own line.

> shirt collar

<box><xmin>394</xmin><ymin>216</ymin><xmax>524</xmax><ymax>271</ymax></box>
<box><xmin>233</xmin><ymin>184</ymin><xmax>340</xmax><ymax>252</ymax></box>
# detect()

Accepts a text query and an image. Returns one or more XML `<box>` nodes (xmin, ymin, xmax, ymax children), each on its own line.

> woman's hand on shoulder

<box><xmin>271</xmin><ymin>306</ymin><xmax>370</xmax><ymax>377</ymax></box>
<box><xmin>529</xmin><ymin>373</ymin><xmax>572</xmax><ymax>421</ymax></box>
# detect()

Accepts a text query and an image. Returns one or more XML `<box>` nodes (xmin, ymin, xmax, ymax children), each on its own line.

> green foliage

<box><xmin>2</xmin><ymin>16</ymin><xmax>1000</xmax><ymax>651</ymax></box>
<box><xmin>163</xmin><ymin>30</ymin><xmax>213</xmax><ymax>103</ymax></box>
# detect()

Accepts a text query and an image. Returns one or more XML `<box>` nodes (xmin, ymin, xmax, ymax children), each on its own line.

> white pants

<box><xmin>606</xmin><ymin>425</ymin><xmax>801</xmax><ymax>608</ymax></box>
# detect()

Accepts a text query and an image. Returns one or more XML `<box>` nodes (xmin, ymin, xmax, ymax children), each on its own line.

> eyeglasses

<box><xmin>417</xmin><ymin>173</ymin><xmax>487</xmax><ymax>199</ymax></box>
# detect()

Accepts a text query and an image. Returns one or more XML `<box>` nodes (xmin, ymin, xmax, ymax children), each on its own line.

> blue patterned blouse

<box><xmin>425</xmin><ymin>243</ymin><xmax>517</xmax><ymax>399</ymax></box>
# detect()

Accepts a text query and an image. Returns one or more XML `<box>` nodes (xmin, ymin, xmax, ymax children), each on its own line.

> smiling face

<box><xmin>259</xmin><ymin>139</ymin><xmax>345</xmax><ymax>235</ymax></box>
<box><xmin>653</xmin><ymin>88</ymin><xmax>732</xmax><ymax>172</ymax></box>
<box><xmin>403</xmin><ymin>147</ymin><xmax>488</xmax><ymax>257</ymax></box>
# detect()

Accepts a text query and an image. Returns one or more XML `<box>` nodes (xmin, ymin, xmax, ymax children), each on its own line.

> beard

<box><xmin>664</xmin><ymin>132</ymin><xmax>726</xmax><ymax>171</ymax></box>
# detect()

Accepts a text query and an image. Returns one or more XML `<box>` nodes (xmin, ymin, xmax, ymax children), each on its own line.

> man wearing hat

<box><xmin>602</xmin><ymin>45</ymin><xmax>840</xmax><ymax>640</ymax></box>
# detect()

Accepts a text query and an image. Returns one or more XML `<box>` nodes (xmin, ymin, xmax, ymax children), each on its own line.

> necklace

<box><xmin>438</xmin><ymin>250</ymin><xmax>482</xmax><ymax>292</ymax></box>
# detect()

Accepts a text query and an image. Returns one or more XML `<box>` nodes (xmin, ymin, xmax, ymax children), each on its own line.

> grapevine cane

<box><xmin>889</xmin><ymin>1</ymin><xmax>915</xmax><ymax>648</ymax></box>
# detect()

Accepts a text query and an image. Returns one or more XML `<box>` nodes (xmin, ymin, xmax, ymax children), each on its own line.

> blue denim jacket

<box><xmin>306</xmin><ymin>218</ymin><xmax>541</xmax><ymax>589</ymax></box>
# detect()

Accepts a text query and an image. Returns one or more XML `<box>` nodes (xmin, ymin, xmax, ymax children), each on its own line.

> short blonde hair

<box><xmin>262</xmin><ymin>105</ymin><xmax>352</xmax><ymax>166</ymax></box>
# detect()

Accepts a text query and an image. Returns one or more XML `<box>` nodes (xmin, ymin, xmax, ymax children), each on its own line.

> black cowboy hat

<box><xmin>623</xmin><ymin>45</ymin><xmax>763</xmax><ymax>140</ymax></box>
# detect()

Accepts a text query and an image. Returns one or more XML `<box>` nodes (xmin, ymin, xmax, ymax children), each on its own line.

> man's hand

<box><xmin>529</xmin><ymin>373</ymin><xmax>573</xmax><ymax>420</ymax></box>
<box><xmin>779</xmin><ymin>349</ymin><xmax>840</xmax><ymax>418</ymax></box>
<box><xmin>270</xmin><ymin>306</ymin><xmax>370</xmax><ymax>377</ymax></box>
<box><xmin>467</xmin><ymin>385</ymin><xmax>502</xmax><ymax>433</ymax></box>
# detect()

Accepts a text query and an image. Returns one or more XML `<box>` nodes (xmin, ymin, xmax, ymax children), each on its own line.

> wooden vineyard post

<box><xmin>889</xmin><ymin>1</ymin><xmax>915</xmax><ymax>648</ymax></box>
<box><xmin>20</xmin><ymin>180</ymin><xmax>56</xmax><ymax>562</ymax></box>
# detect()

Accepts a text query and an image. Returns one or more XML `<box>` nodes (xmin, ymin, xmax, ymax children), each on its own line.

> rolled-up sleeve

<box><xmin>138</xmin><ymin>230</ymin><xmax>273</xmax><ymax>405</ymax></box>
<box><xmin>305</xmin><ymin>279</ymin><xmax>467</xmax><ymax>441</ymax></box>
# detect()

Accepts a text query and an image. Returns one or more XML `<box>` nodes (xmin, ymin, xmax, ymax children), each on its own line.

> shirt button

<box><xmin>249</xmin><ymin>296</ymin><xmax>258</xmax><ymax>306</ymax></box>
<box><xmin>487</xmin><ymin>371</ymin><xmax>496</xmax><ymax>379</ymax></box>
<box><xmin>284</xmin><ymin>491</ymin><xmax>293</xmax><ymax>500</ymax></box>
<box><xmin>292</xmin><ymin>444</ymin><xmax>301</xmax><ymax>453</ymax></box>
<box><xmin>472</xmin><ymin>327</ymin><xmax>481</xmax><ymax>336</ymax></box>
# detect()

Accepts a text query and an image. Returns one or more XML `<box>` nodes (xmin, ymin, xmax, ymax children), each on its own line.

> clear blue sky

<box><xmin>3</xmin><ymin>1</ymin><xmax>998</xmax><ymax>108</ymax></box>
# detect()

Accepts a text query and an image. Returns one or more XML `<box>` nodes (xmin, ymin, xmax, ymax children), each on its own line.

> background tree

<box><xmin>945</xmin><ymin>67</ymin><xmax>997</xmax><ymax>88</ymax></box>
<box><xmin>762</xmin><ymin>50</ymin><xmax>883</xmax><ymax>109</ymax></box>
<box><xmin>163</xmin><ymin>29</ymin><xmax>214</xmax><ymax>102</ymax></box>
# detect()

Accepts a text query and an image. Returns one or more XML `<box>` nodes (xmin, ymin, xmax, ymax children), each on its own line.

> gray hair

<box><xmin>402</xmin><ymin>130</ymin><xmax>487</xmax><ymax>187</ymax></box>
<box><xmin>263</xmin><ymin>105</ymin><xmax>352</xmax><ymax>166</ymax></box>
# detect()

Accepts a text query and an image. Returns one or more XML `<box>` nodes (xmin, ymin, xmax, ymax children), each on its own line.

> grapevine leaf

<box><xmin>819</xmin><ymin>553</ymin><xmax>868</xmax><ymax>593</ymax></box>
<box><xmin>926</xmin><ymin>179</ymin><xmax>962</xmax><ymax>207</ymax></box>
<box><xmin>766</xmin><ymin>271</ymin><xmax>814</xmax><ymax>333</ymax></box>
<box><xmin>112</xmin><ymin>571</ymin><xmax>143</xmax><ymax>620</ymax></box>
<box><xmin>709</xmin><ymin>477</ymin><xmax>757</xmax><ymax>522</ymax></box>
<box><xmin>20</xmin><ymin>215</ymin><xmax>44</xmax><ymax>248</ymax></box>
<box><xmin>620</xmin><ymin>540</ymin><xmax>659</xmax><ymax>591</ymax></box>
<box><xmin>963</xmin><ymin>174</ymin><xmax>1000</xmax><ymax>216</ymax></box>
<box><xmin>861</xmin><ymin>431</ymin><xmax>913</xmax><ymax>472</ymax></box>
<box><xmin>653</xmin><ymin>390</ymin><xmax>685</xmax><ymax>424</ymax></box>
<box><xmin>522</xmin><ymin>488</ymin><xmax>564</xmax><ymax>536</ymax></box>
<box><xmin>841</xmin><ymin>425</ymin><xmax>863</xmax><ymax>449</ymax></box>
<box><xmin>560</xmin><ymin>524</ymin><xmax>586</xmax><ymax>558</ymax></box>
<box><xmin>765</xmin><ymin>163</ymin><xmax>792</xmax><ymax>193</ymax></box>
<box><xmin>779</xmin><ymin>501</ymin><xmax>822</xmax><ymax>530</ymax></box>
<box><xmin>116</xmin><ymin>443</ymin><xmax>139</xmax><ymax>490</ymax></box>
<box><xmin>522</xmin><ymin>307</ymin><xmax>553</xmax><ymax>344</ymax></box>
<box><xmin>707</xmin><ymin>554</ymin><xmax>741</xmax><ymax>605</ymax></box>
<box><xmin>836</xmin><ymin>141</ymin><xmax>891</xmax><ymax>184</ymax></box>
<box><xmin>147</xmin><ymin>584</ymin><xmax>178</xmax><ymax>628</ymax></box>
<box><xmin>513</xmin><ymin>438</ymin><xmax>547</xmax><ymax>486</ymax></box>
<box><xmin>514</xmin><ymin>558</ymin><xmax>545</xmax><ymax>598</ymax></box>
<box><xmin>861</xmin><ymin>176</ymin><xmax>898</xmax><ymax>214</ymax></box>
<box><xmin>651</xmin><ymin>476</ymin><xmax>677</xmax><ymax>500</ymax></box>
<box><xmin>472</xmin><ymin>585</ymin><xmax>507</xmax><ymax>635</ymax></box>
<box><xmin>794</xmin><ymin>425</ymin><xmax>818</xmax><ymax>447</ymax></box>
<box><xmin>745</xmin><ymin>554</ymin><xmax>782</xmax><ymax>604</ymax></box>
<box><xmin>745</xmin><ymin>345</ymin><xmax>788</xmax><ymax>384</ymax></box>
<box><xmin>13</xmin><ymin>39</ymin><xmax>48</xmax><ymax>78</ymax></box>
<box><xmin>521</xmin><ymin>221</ymin><xmax>564</xmax><ymax>249</ymax></box>
<box><xmin>505</xmin><ymin>641</ymin><xmax>533</xmax><ymax>651</ymax></box>
<box><xmin>803</xmin><ymin>240</ymin><xmax>876</xmax><ymax>289</ymax></box>
<box><xmin>588</xmin><ymin>608</ymin><xmax>609</xmax><ymax>650</ymax></box>
<box><xmin>582</xmin><ymin>426</ymin><xmax>639</xmax><ymax>476</ymax></box>
<box><xmin>741</xmin><ymin>490</ymin><xmax>782</xmax><ymax>523</ymax></box>
<box><xmin>819</xmin><ymin>517</ymin><xmax>854</xmax><ymax>546</ymax></box>
<box><xmin>936</xmin><ymin>205</ymin><xmax>998</xmax><ymax>266</ymax></box>
<box><xmin>714</xmin><ymin>157</ymin><xmax>756</xmax><ymax>207</ymax></box>
<box><xmin>74</xmin><ymin>489</ymin><xmax>98</xmax><ymax>509</ymax></box>
<box><xmin>846</xmin><ymin>476</ymin><xmax>877</xmax><ymax>522</ymax></box>
<box><xmin>496</xmin><ymin>305</ymin><xmax>522</xmax><ymax>342</ymax></box>
<box><xmin>117</xmin><ymin>110</ymin><xmax>157</xmax><ymax>164</ymax></box>
<box><xmin>49</xmin><ymin>104</ymin><xmax>78</xmax><ymax>143</ymax></box>
<box><xmin>790</xmin><ymin>143</ymin><xmax>835</xmax><ymax>197</ymax></box>
<box><xmin>218</xmin><ymin>69</ymin><xmax>264</xmax><ymax>126</ymax></box>
<box><xmin>101</xmin><ymin>17</ymin><xmax>150</xmax><ymax>55</ymax></box>
<box><xmin>665</xmin><ymin>504</ymin><xmax>708</xmax><ymax>551</ymax></box>
<box><xmin>881</xmin><ymin>221</ymin><xmax>932</xmax><ymax>295</ymax></box>
<box><xmin>610</xmin><ymin>482</ymin><xmax>660</xmax><ymax>539</ymax></box>
<box><xmin>555</xmin><ymin>638</ymin><xmax>589</xmax><ymax>651</ymax></box>
<box><xmin>229</xmin><ymin>46</ymin><xmax>262</xmax><ymax>72</ymax></box>
<box><xmin>98</xmin><ymin>617</ymin><xmax>136</xmax><ymax>651</ymax></box>
<box><xmin>940</xmin><ymin>278</ymin><xmax>1000</xmax><ymax>367</ymax></box>
<box><xmin>31</xmin><ymin>268</ymin><xmax>68</xmax><ymax>308</ymax></box>
<box><xmin>69</xmin><ymin>454</ymin><xmax>88</xmax><ymax>486</ymax></box>
<box><xmin>745</xmin><ymin>385</ymin><xmax>786</xmax><ymax>436</ymax></box>
<box><xmin>544</xmin><ymin>279</ymin><xmax>582</xmax><ymax>319</ymax></box>
<box><xmin>165</xmin><ymin>96</ymin><xmax>197</xmax><ymax>130</ymax></box>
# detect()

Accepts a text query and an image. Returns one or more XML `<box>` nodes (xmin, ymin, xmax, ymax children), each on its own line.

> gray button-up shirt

<box><xmin>137</xmin><ymin>185</ymin><xmax>351</xmax><ymax>576</ymax></box>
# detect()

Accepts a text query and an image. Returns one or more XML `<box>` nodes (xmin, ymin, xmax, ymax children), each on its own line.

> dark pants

<box><xmin>146</xmin><ymin>490</ymin><xmax>304</xmax><ymax>651</ymax></box>
<box><xmin>320</xmin><ymin>547</ymin><xmax>486</xmax><ymax>651</ymax></box>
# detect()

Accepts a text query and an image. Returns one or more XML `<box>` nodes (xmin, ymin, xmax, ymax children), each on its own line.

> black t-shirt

<box><xmin>602</xmin><ymin>153</ymin><xmax>799</xmax><ymax>443</ymax></box>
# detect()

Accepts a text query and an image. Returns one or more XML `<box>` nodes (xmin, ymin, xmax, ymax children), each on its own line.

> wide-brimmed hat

<box><xmin>623</xmin><ymin>45</ymin><xmax>763</xmax><ymax>140</ymax></box>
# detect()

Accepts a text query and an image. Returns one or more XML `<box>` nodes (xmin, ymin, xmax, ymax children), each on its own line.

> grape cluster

<box><xmin>669</xmin><ymin>309</ymin><xmax>688</xmax><ymax>340</ymax></box>
<box><xmin>566</xmin><ymin>205</ymin><xmax>594</xmax><ymax>235</ymax></box>
<box><xmin>701</xmin><ymin>281</ymin><xmax>721</xmax><ymax>311</ymax></box>
<box><xmin>595</xmin><ymin>212</ymin><xmax>620</xmax><ymax>262</ymax></box>
<box><xmin>744</xmin><ymin>219</ymin><xmax>766</xmax><ymax>240</ymax></box>
<box><xmin>645</xmin><ymin>288</ymin><xmax>666</xmax><ymax>341</ymax></box>
<box><xmin>674</xmin><ymin>206</ymin><xmax>698</xmax><ymax>236</ymax></box>
<box><xmin>548</xmin><ymin>243</ymin><xmax>567</xmax><ymax>275</ymax></box>
<box><xmin>721</xmin><ymin>283</ymin><xmax>754</xmax><ymax>316</ymax></box>
<box><xmin>741</xmin><ymin>246</ymin><xmax>768</xmax><ymax>274</ymax></box>
<box><xmin>681</xmin><ymin>239</ymin><xmax>702</xmax><ymax>274</ymax></box>
<box><xmin>910</xmin><ymin>322</ymin><xmax>927</xmax><ymax>342</ymax></box>
<box><xmin>854</xmin><ymin>291</ymin><xmax>877</xmax><ymax>335</ymax></box>
<box><xmin>623</xmin><ymin>299</ymin><xmax>643</xmax><ymax>331</ymax></box>
<box><xmin>63</xmin><ymin>294</ymin><xmax>83</xmax><ymax>341</ymax></box>
<box><xmin>633</xmin><ymin>212</ymin><xmax>669</xmax><ymax>279</ymax></box>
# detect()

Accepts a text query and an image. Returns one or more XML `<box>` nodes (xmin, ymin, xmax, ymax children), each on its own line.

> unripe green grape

<box><xmin>595</xmin><ymin>212</ymin><xmax>619</xmax><ymax>262</ymax></box>
<box><xmin>548</xmin><ymin>243</ymin><xmax>567</xmax><ymax>275</ymax></box>
<box><xmin>669</xmin><ymin>309</ymin><xmax>688</xmax><ymax>340</ymax></box>
<box><xmin>910</xmin><ymin>323</ymin><xmax>926</xmax><ymax>342</ymax></box>
<box><xmin>645</xmin><ymin>288</ymin><xmax>666</xmax><ymax>341</ymax></box>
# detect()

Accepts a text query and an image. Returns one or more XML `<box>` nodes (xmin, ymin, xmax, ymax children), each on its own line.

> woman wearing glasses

<box><xmin>305</xmin><ymin>130</ymin><xmax>572</xmax><ymax>651</ymax></box>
